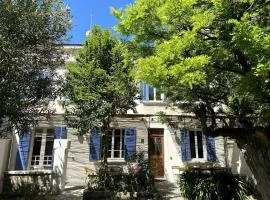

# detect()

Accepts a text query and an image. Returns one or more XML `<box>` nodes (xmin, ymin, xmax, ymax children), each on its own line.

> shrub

<box><xmin>86</xmin><ymin>153</ymin><xmax>155</xmax><ymax>194</ymax></box>
<box><xmin>178</xmin><ymin>170</ymin><xmax>249</xmax><ymax>200</ymax></box>
<box><xmin>1</xmin><ymin>173</ymin><xmax>60</xmax><ymax>200</ymax></box>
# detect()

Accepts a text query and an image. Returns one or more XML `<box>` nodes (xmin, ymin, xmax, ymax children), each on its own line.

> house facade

<box><xmin>0</xmin><ymin>44</ymin><xmax>251</xmax><ymax>192</ymax></box>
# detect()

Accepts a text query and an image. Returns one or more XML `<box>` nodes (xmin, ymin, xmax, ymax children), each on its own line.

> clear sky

<box><xmin>66</xmin><ymin>0</ymin><xmax>134</xmax><ymax>44</ymax></box>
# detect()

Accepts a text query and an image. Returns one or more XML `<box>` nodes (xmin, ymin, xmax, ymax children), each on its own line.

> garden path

<box><xmin>47</xmin><ymin>186</ymin><xmax>84</xmax><ymax>200</ymax></box>
<box><xmin>155</xmin><ymin>180</ymin><xmax>184</xmax><ymax>200</ymax></box>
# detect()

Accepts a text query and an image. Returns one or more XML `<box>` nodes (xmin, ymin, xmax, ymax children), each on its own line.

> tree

<box><xmin>112</xmin><ymin>0</ymin><xmax>270</xmax><ymax>199</ymax></box>
<box><xmin>65</xmin><ymin>25</ymin><xmax>137</xmax><ymax>177</ymax></box>
<box><xmin>0</xmin><ymin>0</ymin><xmax>71</xmax><ymax>137</ymax></box>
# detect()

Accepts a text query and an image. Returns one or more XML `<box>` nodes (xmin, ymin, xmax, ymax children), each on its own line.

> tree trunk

<box><xmin>202</xmin><ymin>125</ymin><xmax>270</xmax><ymax>200</ymax></box>
<box><xmin>101</xmin><ymin>120</ymin><xmax>110</xmax><ymax>189</ymax></box>
<box><xmin>239</xmin><ymin>140</ymin><xmax>270</xmax><ymax>200</ymax></box>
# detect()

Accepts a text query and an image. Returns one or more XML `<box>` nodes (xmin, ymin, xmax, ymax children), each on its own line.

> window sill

<box><xmin>107</xmin><ymin>158</ymin><xmax>125</xmax><ymax>163</ymax></box>
<box><xmin>141</xmin><ymin>101</ymin><xmax>168</xmax><ymax>106</ymax></box>
<box><xmin>185</xmin><ymin>160</ymin><xmax>218</xmax><ymax>168</ymax></box>
<box><xmin>5</xmin><ymin>169</ymin><xmax>53</xmax><ymax>175</ymax></box>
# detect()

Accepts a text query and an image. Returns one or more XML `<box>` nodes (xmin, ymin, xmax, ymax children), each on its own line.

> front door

<box><xmin>149</xmin><ymin>129</ymin><xmax>164</xmax><ymax>177</ymax></box>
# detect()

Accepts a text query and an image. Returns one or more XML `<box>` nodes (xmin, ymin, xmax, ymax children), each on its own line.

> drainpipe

<box><xmin>223</xmin><ymin>137</ymin><xmax>229</xmax><ymax>171</ymax></box>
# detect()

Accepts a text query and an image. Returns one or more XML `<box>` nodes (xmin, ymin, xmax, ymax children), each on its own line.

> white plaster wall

<box><xmin>164</xmin><ymin>126</ymin><xmax>182</xmax><ymax>182</ymax></box>
<box><xmin>65</xmin><ymin>128</ymin><xmax>90</xmax><ymax>186</ymax></box>
<box><xmin>53</xmin><ymin>139</ymin><xmax>70</xmax><ymax>189</ymax></box>
<box><xmin>0</xmin><ymin>139</ymin><xmax>11</xmax><ymax>193</ymax></box>
<box><xmin>228</xmin><ymin>139</ymin><xmax>253</xmax><ymax>178</ymax></box>
<box><xmin>8</xmin><ymin>136</ymin><xmax>18</xmax><ymax>171</ymax></box>
<box><xmin>128</xmin><ymin>101</ymin><xmax>187</xmax><ymax>116</ymax></box>
<box><xmin>214</xmin><ymin>136</ymin><xmax>226</xmax><ymax>168</ymax></box>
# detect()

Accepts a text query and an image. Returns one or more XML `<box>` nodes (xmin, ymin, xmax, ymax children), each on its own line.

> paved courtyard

<box><xmin>47</xmin><ymin>186</ymin><xmax>84</xmax><ymax>200</ymax></box>
<box><xmin>46</xmin><ymin>180</ymin><xmax>184</xmax><ymax>200</ymax></box>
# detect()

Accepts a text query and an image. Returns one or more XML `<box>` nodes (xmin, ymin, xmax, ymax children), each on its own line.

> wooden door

<box><xmin>149</xmin><ymin>129</ymin><xmax>164</xmax><ymax>177</ymax></box>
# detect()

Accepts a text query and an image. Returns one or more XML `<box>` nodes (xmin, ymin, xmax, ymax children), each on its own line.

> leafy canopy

<box><xmin>66</xmin><ymin>26</ymin><xmax>137</xmax><ymax>134</ymax></box>
<box><xmin>113</xmin><ymin>0</ymin><xmax>270</xmax><ymax>133</ymax></box>
<box><xmin>0</xmin><ymin>0</ymin><xmax>71</xmax><ymax>136</ymax></box>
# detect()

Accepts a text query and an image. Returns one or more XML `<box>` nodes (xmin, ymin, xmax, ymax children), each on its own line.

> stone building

<box><xmin>0</xmin><ymin>44</ymin><xmax>253</xmax><ymax>192</ymax></box>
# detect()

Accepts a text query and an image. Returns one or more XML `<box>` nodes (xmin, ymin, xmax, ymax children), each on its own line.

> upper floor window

<box><xmin>140</xmin><ymin>82</ymin><xmax>165</xmax><ymax>101</ymax></box>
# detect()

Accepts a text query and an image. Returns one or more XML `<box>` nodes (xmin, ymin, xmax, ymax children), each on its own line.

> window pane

<box><xmin>149</xmin><ymin>137</ymin><xmax>155</xmax><ymax>155</ymax></box>
<box><xmin>149</xmin><ymin>86</ymin><xmax>154</xmax><ymax>100</ymax></box>
<box><xmin>107</xmin><ymin>131</ymin><xmax>112</xmax><ymax>158</ymax></box>
<box><xmin>189</xmin><ymin>131</ymin><xmax>196</xmax><ymax>158</ymax></box>
<box><xmin>45</xmin><ymin>137</ymin><xmax>54</xmax><ymax>155</ymax></box>
<box><xmin>121</xmin><ymin>131</ymin><xmax>124</xmax><ymax>158</ymax></box>
<box><xmin>114</xmin><ymin>129</ymin><xmax>121</xmax><ymax>150</ymax></box>
<box><xmin>32</xmin><ymin>137</ymin><xmax>41</xmax><ymax>155</ymax></box>
<box><xmin>46</xmin><ymin>128</ymin><xmax>54</xmax><ymax>136</ymax></box>
<box><xmin>156</xmin><ymin>89</ymin><xmax>162</xmax><ymax>101</ymax></box>
<box><xmin>114</xmin><ymin>129</ymin><xmax>121</xmax><ymax>158</ymax></box>
<box><xmin>155</xmin><ymin>137</ymin><xmax>162</xmax><ymax>156</ymax></box>
<box><xmin>197</xmin><ymin>131</ymin><xmax>204</xmax><ymax>158</ymax></box>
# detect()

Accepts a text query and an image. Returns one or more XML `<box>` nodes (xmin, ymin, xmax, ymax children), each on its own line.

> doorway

<box><xmin>149</xmin><ymin>128</ymin><xmax>164</xmax><ymax>177</ymax></box>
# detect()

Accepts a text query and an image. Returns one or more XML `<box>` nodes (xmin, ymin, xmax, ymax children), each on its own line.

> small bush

<box><xmin>178</xmin><ymin>170</ymin><xmax>249</xmax><ymax>200</ymax></box>
<box><xmin>86</xmin><ymin>153</ymin><xmax>155</xmax><ymax>194</ymax></box>
<box><xmin>1</xmin><ymin>173</ymin><xmax>60</xmax><ymax>200</ymax></box>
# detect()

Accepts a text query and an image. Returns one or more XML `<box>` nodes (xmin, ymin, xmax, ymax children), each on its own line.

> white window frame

<box><xmin>142</xmin><ymin>83</ymin><xmax>165</xmax><ymax>102</ymax></box>
<box><xmin>30</xmin><ymin>127</ymin><xmax>54</xmax><ymax>169</ymax></box>
<box><xmin>107</xmin><ymin>129</ymin><xmax>125</xmax><ymax>161</ymax></box>
<box><xmin>188</xmin><ymin>130</ymin><xmax>207</xmax><ymax>162</ymax></box>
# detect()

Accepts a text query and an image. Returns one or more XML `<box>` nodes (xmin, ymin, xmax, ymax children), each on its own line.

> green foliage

<box><xmin>1</xmin><ymin>173</ymin><xmax>60</xmax><ymax>200</ymax></box>
<box><xmin>65</xmin><ymin>25</ymin><xmax>137</xmax><ymax>134</ymax></box>
<box><xmin>113</xmin><ymin>2</ymin><xmax>270</xmax><ymax>199</ymax></box>
<box><xmin>0</xmin><ymin>0</ymin><xmax>71</xmax><ymax>137</ymax></box>
<box><xmin>86</xmin><ymin>153</ymin><xmax>155</xmax><ymax>195</ymax></box>
<box><xmin>178</xmin><ymin>170</ymin><xmax>250</xmax><ymax>200</ymax></box>
<box><xmin>113</xmin><ymin>0</ymin><xmax>270</xmax><ymax>132</ymax></box>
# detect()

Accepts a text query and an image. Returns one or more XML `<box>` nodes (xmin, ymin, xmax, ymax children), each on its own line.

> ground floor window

<box><xmin>31</xmin><ymin>127</ymin><xmax>54</xmax><ymax>168</ymax></box>
<box><xmin>181</xmin><ymin>129</ymin><xmax>216</xmax><ymax>162</ymax></box>
<box><xmin>189</xmin><ymin>131</ymin><xmax>204</xmax><ymax>159</ymax></box>
<box><xmin>89</xmin><ymin>128</ymin><xmax>136</xmax><ymax>161</ymax></box>
<box><xmin>107</xmin><ymin>129</ymin><xmax>125</xmax><ymax>159</ymax></box>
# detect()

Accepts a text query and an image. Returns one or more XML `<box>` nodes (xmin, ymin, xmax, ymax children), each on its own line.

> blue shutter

<box><xmin>144</xmin><ymin>83</ymin><xmax>148</xmax><ymax>101</ymax></box>
<box><xmin>124</xmin><ymin>128</ymin><xmax>136</xmax><ymax>160</ymax></box>
<box><xmin>89</xmin><ymin>129</ymin><xmax>101</xmax><ymax>161</ymax></box>
<box><xmin>15</xmin><ymin>130</ymin><xmax>31</xmax><ymax>170</ymax></box>
<box><xmin>140</xmin><ymin>82</ymin><xmax>144</xmax><ymax>100</ymax></box>
<box><xmin>140</xmin><ymin>82</ymin><xmax>147</xmax><ymax>101</ymax></box>
<box><xmin>180</xmin><ymin>129</ymin><xmax>191</xmax><ymax>162</ymax></box>
<box><xmin>206</xmin><ymin>136</ymin><xmax>216</xmax><ymax>161</ymax></box>
<box><xmin>54</xmin><ymin>126</ymin><xmax>67</xmax><ymax>139</ymax></box>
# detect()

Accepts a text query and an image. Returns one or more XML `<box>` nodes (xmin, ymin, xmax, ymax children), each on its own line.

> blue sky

<box><xmin>66</xmin><ymin>0</ymin><xmax>134</xmax><ymax>44</ymax></box>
